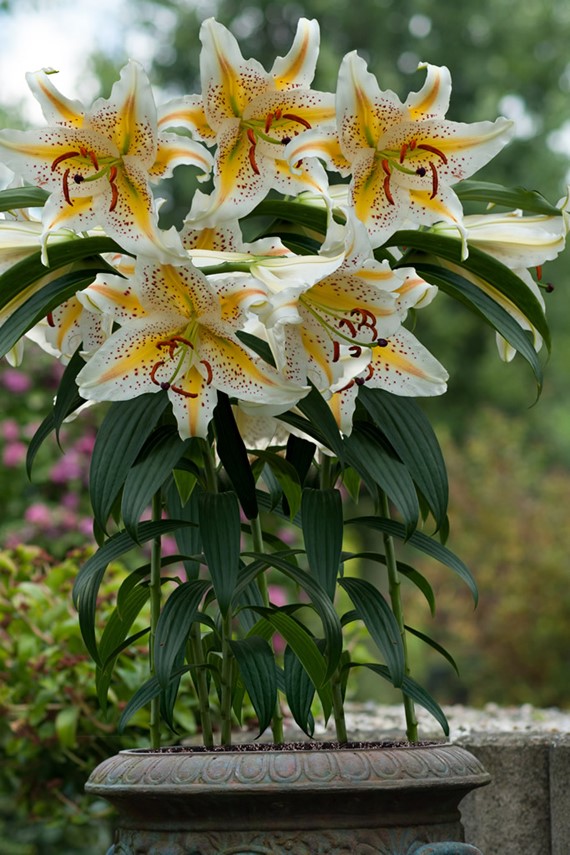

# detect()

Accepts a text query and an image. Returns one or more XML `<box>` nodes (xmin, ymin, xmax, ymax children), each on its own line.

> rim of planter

<box><xmin>85</xmin><ymin>741</ymin><xmax>491</xmax><ymax>796</ymax></box>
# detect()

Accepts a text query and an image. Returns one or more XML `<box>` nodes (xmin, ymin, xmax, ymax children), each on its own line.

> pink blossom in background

<box><xmin>50</xmin><ymin>453</ymin><xmax>83</xmax><ymax>484</ymax></box>
<box><xmin>2</xmin><ymin>441</ymin><xmax>27</xmax><ymax>467</ymax></box>
<box><xmin>0</xmin><ymin>368</ymin><xmax>31</xmax><ymax>393</ymax></box>
<box><xmin>1</xmin><ymin>419</ymin><xmax>20</xmax><ymax>442</ymax></box>
<box><xmin>24</xmin><ymin>502</ymin><xmax>53</xmax><ymax>527</ymax></box>
<box><xmin>61</xmin><ymin>492</ymin><xmax>80</xmax><ymax>510</ymax></box>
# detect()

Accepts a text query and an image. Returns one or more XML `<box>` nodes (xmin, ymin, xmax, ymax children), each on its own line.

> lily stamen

<box><xmin>200</xmin><ymin>359</ymin><xmax>213</xmax><ymax>384</ymax></box>
<box><xmin>332</xmin><ymin>340</ymin><xmax>341</xmax><ymax>363</ymax></box>
<box><xmin>247</xmin><ymin>128</ymin><xmax>260</xmax><ymax>175</ymax></box>
<box><xmin>350</xmin><ymin>307</ymin><xmax>378</xmax><ymax>338</ymax></box>
<box><xmin>429</xmin><ymin>161</ymin><xmax>438</xmax><ymax>199</ymax></box>
<box><xmin>339</xmin><ymin>317</ymin><xmax>358</xmax><ymax>338</ymax></box>
<box><xmin>281</xmin><ymin>113</ymin><xmax>312</xmax><ymax>130</ymax></box>
<box><xmin>416</xmin><ymin>143</ymin><xmax>448</xmax><ymax>164</ymax></box>
<box><xmin>170</xmin><ymin>384</ymin><xmax>198</xmax><ymax>399</ymax></box>
<box><xmin>51</xmin><ymin>150</ymin><xmax>80</xmax><ymax>171</ymax></box>
<box><xmin>62</xmin><ymin>169</ymin><xmax>73</xmax><ymax>206</ymax></box>
<box><xmin>348</xmin><ymin>345</ymin><xmax>362</xmax><ymax>358</ymax></box>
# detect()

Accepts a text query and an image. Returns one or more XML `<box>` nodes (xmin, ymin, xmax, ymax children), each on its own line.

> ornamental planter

<box><xmin>86</xmin><ymin>741</ymin><xmax>489</xmax><ymax>854</ymax></box>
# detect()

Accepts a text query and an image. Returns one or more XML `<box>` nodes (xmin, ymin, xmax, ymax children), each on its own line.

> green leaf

<box><xmin>235</xmin><ymin>330</ymin><xmax>276</xmax><ymax>367</ymax></box>
<box><xmin>247</xmin><ymin>199</ymin><xmax>329</xmax><ymax>235</ymax></box>
<box><xmin>55</xmin><ymin>706</ymin><xmax>79</xmax><ymax>749</ymax></box>
<box><xmin>241</xmin><ymin>551</ymin><xmax>343</xmax><ymax>680</ymax></box>
<box><xmin>404</xmin><ymin>625</ymin><xmax>460</xmax><ymax>676</ymax></box>
<box><xmin>73</xmin><ymin>519</ymin><xmax>193</xmax><ymax>664</ymax></box>
<box><xmin>346</xmin><ymin>516</ymin><xmax>478</xmax><ymax>604</ymax></box>
<box><xmin>0</xmin><ymin>185</ymin><xmax>49</xmax><ymax>211</ymax></box>
<box><xmin>96</xmin><ymin>626</ymin><xmax>150</xmax><ymax>712</ymax></box>
<box><xmin>26</xmin><ymin>411</ymin><xmax>56</xmax><ymax>480</ymax></box>
<box><xmin>99</xmin><ymin>583</ymin><xmax>150</xmax><ymax>667</ymax></box>
<box><xmin>285</xmin><ymin>434</ymin><xmax>317</xmax><ymax>486</ymax></box>
<box><xmin>341</xmin><ymin>551</ymin><xmax>436</xmax><ymax>617</ymax></box>
<box><xmin>417</xmin><ymin>264</ymin><xmax>544</xmax><ymax>389</ymax></box>
<box><xmin>199</xmin><ymin>491</ymin><xmax>241</xmax><ymax>616</ymax></box>
<box><xmin>255</xmin><ymin>450</ymin><xmax>302</xmax><ymax>518</ymax></box>
<box><xmin>389</xmin><ymin>230</ymin><xmax>550</xmax><ymax>346</ymax></box>
<box><xmin>349</xmin><ymin>663</ymin><xmax>449</xmax><ymax>736</ymax></box>
<box><xmin>339</xmin><ymin>577</ymin><xmax>405</xmax><ymax>686</ymax></box>
<box><xmin>277</xmin><ymin>410</ymin><xmax>329</xmax><ymax>449</ymax></box>
<box><xmin>118</xmin><ymin>667</ymin><xmax>190</xmax><ymax>733</ymax></box>
<box><xmin>343</xmin><ymin>422</ymin><xmax>420</xmax><ymax>537</ymax></box>
<box><xmin>50</xmin><ymin>348</ymin><xmax>85</xmax><ymax>434</ymax></box>
<box><xmin>89</xmin><ymin>392</ymin><xmax>170</xmax><ymax>532</ymax></box>
<box><xmin>154</xmin><ymin>580</ymin><xmax>211</xmax><ymax>688</ymax></box>
<box><xmin>121</xmin><ymin>427</ymin><xmax>190</xmax><ymax>540</ymax></box>
<box><xmin>164</xmin><ymin>480</ymin><xmax>202</xmax><ymax>580</ymax></box>
<box><xmin>213</xmin><ymin>392</ymin><xmax>258</xmax><ymax>520</ymax></box>
<box><xmin>357</xmin><ymin>387</ymin><xmax>448</xmax><ymax>530</ymax></box>
<box><xmin>262</xmin><ymin>609</ymin><xmax>333</xmax><ymax>720</ymax></box>
<box><xmin>284</xmin><ymin>644</ymin><xmax>315</xmax><ymax>736</ymax></box>
<box><xmin>0</xmin><ymin>268</ymin><xmax>109</xmax><ymax>358</ymax></box>
<box><xmin>455</xmin><ymin>180</ymin><xmax>560</xmax><ymax>215</ymax></box>
<box><xmin>296</xmin><ymin>383</ymin><xmax>345</xmax><ymax>459</ymax></box>
<box><xmin>230</xmin><ymin>636</ymin><xmax>277</xmax><ymax>736</ymax></box>
<box><xmin>302</xmin><ymin>488</ymin><xmax>343</xmax><ymax>601</ymax></box>
<box><xmin>0</xmin><ymin>237</ymin><xmax>123</xmax><ymax>313</ymax></box>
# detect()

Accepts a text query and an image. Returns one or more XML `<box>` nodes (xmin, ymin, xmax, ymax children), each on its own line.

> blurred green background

<box><xmin>1</xmin><ymin>0</ymin><xmax>570</xmax><ymax>850</ymax></box>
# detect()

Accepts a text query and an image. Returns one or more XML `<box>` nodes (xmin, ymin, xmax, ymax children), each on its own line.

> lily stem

<box><xmin>251</xmin><ymin>514</ymin><xmax>284</xmax><ymax>744</ymax></box>
<box><xmin>379</xmin><ymin>490</ymin><xmax>418</xmax><ymax>742</ymax></box>
<box><xmin>149</xmin><ymin>490</ymin><xmax>163</xmax><ymax>750</ymax></box>
<box><xmin>189</xmin><ymin>624</ymin><xmax>214</xmax><ymax>748</ymax></box>
<box><xmin>320</xmin><ymin>451</ymin><xmax>347</xmax><ymax>742</ymax></box>
<box><xmin>220</xmin><ymin>609</ymin><xmax>234</xmax><ymax>746</ymax></box>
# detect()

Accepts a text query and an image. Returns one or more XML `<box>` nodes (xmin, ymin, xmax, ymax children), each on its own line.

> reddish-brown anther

<box><xmin>51</xmin><ymin>151</ymin><xmax>80</xmax><ymax>171</ymax></box>
<box><xmin>417</xmin><ymin>143</ymin><xmax>448</xmax><ymax>164</ymax></box>
<box><xmin>429</xmin><ymin>161</ymin><xmax>438</xmax><ymax>199</ymax></box>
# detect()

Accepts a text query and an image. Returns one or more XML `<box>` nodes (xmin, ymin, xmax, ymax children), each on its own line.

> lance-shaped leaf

<box><xmin>262</xmin><ymin>609</ymin><xmax>333</xmax><ymax>721</ymax></box>
<box><xmin>0</xmin><ymin>268</ymin><xmax>106</xmax><ymax>358</ymax></box>
<box><xmin>154</xmin><ymin>579</ymin><xmax>211</xmax><ymax>688</ymax></box>
<box><xmin>230</xmin><ymin>636</ymin><xmax>277</xmax><ymax>736</ymax></box>
<box><xmin>419</xmin><ymin>264</ymin><xmax>544</xmax><ymax>388</ymax></box>
<box><xmin>302</xmin><ymin>488</ymin><xmax>343</xmax><ymax>601</ymax></box>
<box><xmin>296</xmin><ymin>383</ymin><xmax>345</xmax><ymax>460</ymax></box>
<box><xmin>73</xmin><ymin>519</ymin><xmax>193</xmax><ymax>664</ymax></box>
<box><xmin>349</xmin><ymin>663</ymin><xmax>449</xmax><ymax>736</ymax></box>
<box><xmin>357</xmin><ymin>386</ymin><xmax>448</xmax><ymax>530</ymax></box>
<box><xmin>386</xmin><ymin>229</ymin><xmax>550</xmax><ymax>348</ymax></box>
<box><xmin>339</xmin><ymin>577</ymin><xmax>405</xmax><ymax>687</ymax></box>
<box><xmin>241</xmin><ymin>551</ymin><xmax>343</xmax><ymax>681</ymax></box>
<box><xmin>343</xmin><ymin>423</ymin><xmax>420</xmax><ymax>537</ymax></box>
<box><xmin>121</xmin><ymin>427</ymin><xmax>191</xmax><ymax>540</ymax></box>
<box><xmin>342</xmin><ymin>550</ymin><xmax>436</xmax><ymax>617</ymax></box>
<box><xmin>284</xmin><ymin>644</ymin><xmax>316</xmax><ymax>737</ymax></box>
<box><xmin>164</xmin><ymin>479</ymin><xmax>203</xmax><ymax>581</ymax></box>
<box><xmin>455</xmin><ymin>180</ymin><xmax>560</xmax><ymax>216</ymax></box>
<box><xmin>89</xmin><ymin>392</ymin><xmax>170</xmax><ymax>532</ymax></box>
<box><xmin>347</xmin><ymin>516</ymin><xmax>478</xmax><ymax>604</ymax></box>
<box><xmin>118</xmin><ymin>666</ymin><xmax>192</xmax><ymax>733</ymax></box>
<box><xmin>0</xmin><ymin>185</ymin><xmax>49</xmax><ymax>211</ymax></box>
<box><xmin>213</xmin><ymin>391</ymin><xmax>258</xmax><ymax>520</ymax></box>
<box><xmin>255</xmin><ymin>450</ymin><xmax>302</xmax><ymax>519</ymax></box>
<box><xmin>286</xmin><ymin>434</ymin><xmax>317</xmax><ymax>485</ymax></box>
<box><xmin>199</xmin><ymin>491</ymin><xmax>241</xmax><ymax>616</ymax></box>
<box><xmin>405</xmin><ymin>625</ymin><xmax>460</xmax><ymax>676</ymax></box>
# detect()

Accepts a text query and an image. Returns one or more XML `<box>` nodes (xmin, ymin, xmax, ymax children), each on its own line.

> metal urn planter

<box><xmin>86</xmin><ymin>741</ymin><xmax>489</xmax><ymax>854</ymax></box>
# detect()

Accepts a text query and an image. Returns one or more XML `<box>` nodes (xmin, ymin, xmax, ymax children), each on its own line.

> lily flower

<box><xmin>169</xmin><ymin>17</ymin><xmax>335</xmax><ymax>226</ymax></box>
<box><xmin>329</xmin><ymin>327</ymin><xmax>449</xmax><ymax>435</ymax></box>
<box><xmin>76</xmin><ymin>258</ymin><xmax>308</xmax><ymax>438</ymax></box>
<box><xmin>286</xmin><ymin>54</ymin><xmax>514</xmax><ymax>246</ymax></box>
<box><xmin>0</xmin><ymin>62</ymin><xmax>213</xmax><ymax>261</ymax></box>
<box><xmin>434</xmin><ymin>209</ymin><xmax>566</xmax><ymax>269</ymax></box>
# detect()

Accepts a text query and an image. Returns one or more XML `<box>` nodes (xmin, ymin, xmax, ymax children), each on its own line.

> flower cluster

<box><xmin>0</xmin><ymin>18</ymin><xmax>565</xmax><ymax>747</ymax></box>
<box><xmin>1</xmin><ymin>17</ymin><xmax>562</xmax><ymax>442</ymax></box>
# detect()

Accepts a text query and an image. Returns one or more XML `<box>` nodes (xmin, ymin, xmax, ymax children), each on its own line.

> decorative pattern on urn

<box><xmin>87</xmin><ymin>744</ymin><xmax>488</xmax><ymax>792</ymax></box>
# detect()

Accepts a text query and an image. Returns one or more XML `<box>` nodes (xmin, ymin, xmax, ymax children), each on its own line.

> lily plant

<box><xmin>0</xmin><ymin>18</ymin><xmax>564</xmax><ymax>749</ymax></box>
